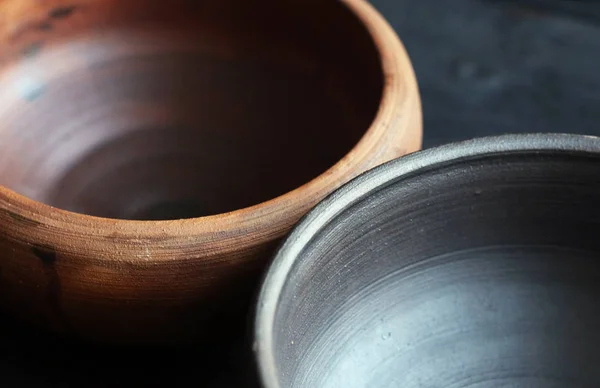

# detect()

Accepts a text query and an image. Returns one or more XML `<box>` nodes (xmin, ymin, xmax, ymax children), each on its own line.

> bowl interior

<box><xmin>0</xmin><ymin>0</ymin><xmax>382</xmax><ymax>220</ymax></box>
<box><xmin>266</xmin><ymin>150</ymin><xmax>600</xmax><ymax>387</ymax></box>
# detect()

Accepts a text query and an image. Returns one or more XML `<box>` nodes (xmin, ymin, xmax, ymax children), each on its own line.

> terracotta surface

<box><xmin>0</xmin><ymin>0</ymin><xmax>421</xmax><ymax>344</ymax></box>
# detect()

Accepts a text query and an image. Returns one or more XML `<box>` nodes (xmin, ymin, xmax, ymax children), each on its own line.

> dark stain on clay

<box><xmin>8</xmin><ymin>3</ymin><xmax>76</xmax><ymax>42</ymax></box>
<box><xmin>36</xmin><ymin>22</ymin><xmax>53</xmax><ymax>32</ymax></box>
<box><xmin>32</xmin><ymin>245</ymin><xmax>57</xmax><ymax>266</ymax></box>
<box><xmin>49</xmin><ymin>5</ymin><xmax>78</xmax><ymax>19</ymax></box>
<box><xmin>22</xmin><ymin>41</ymin><xmax>43</xmax><ymax>59</ymax></box>
<box><xmin>31</xmin><ymin>245</ymin><xmax>74</xmax><ymax>333</ymax></box>
<box><xmin>0</xmin><ymin>208</ymin><xmax>41</xmax><ymax>227</ymax></box>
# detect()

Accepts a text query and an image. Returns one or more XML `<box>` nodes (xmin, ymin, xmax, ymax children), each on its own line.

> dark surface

<box><xmin>2</xmin><ymin>0</ymin><xmax>600</xmax><ymax>386</ymax></box>
<box><xmin>256</xmin><ymin>134</ymin><xmax>600</xmax><ymax>387</ymax></box>
<box><xmin>0</xmin><ymin>317</ymin><xmax>260</xmax><ymax>387</ymax></box>
<box><xmin>373</xmin><ymin>0</ymin><xmax>600</xmax><ymax>147</ymax></box>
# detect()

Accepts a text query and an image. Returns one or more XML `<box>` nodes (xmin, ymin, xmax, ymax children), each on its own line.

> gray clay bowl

<box><xmin>254</xmin><ymin>133</ymin><xmax>600</xmax><ymax>388</ymax></box>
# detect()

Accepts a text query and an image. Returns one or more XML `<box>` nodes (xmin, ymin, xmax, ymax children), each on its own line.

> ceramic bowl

<box><xmin>0</xmin><ymin>0</ymin><xmax>421</xmax><ymax>343</ymax></box>
<box><xmin>255</xmin><ymin>134</ymin><xmax>600</xmax><ymax>387</ymax></box>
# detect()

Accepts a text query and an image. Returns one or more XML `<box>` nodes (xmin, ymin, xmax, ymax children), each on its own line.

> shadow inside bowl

<box><xmin>0</xmin><ymin>0</ymin><xmax>382</xmax><ymax>220</ymax></box>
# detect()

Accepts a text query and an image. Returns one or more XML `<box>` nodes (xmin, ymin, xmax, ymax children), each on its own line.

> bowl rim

<box><xmin>0</xmin><ymin>0</ymin><xmax>420</xmax><ymax>244</ymax></box>
<box><xmin>253</xmin><ymin>132</ymin><xmax>600</xmax><ymax>388</ymax></box>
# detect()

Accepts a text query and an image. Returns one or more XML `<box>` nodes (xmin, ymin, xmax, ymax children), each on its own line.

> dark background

<box><xmin>2</xmin><ymin>0</ymin><xmax>599</xmax><ymax>386</ymax></box>
<box><xmin>380</xmin><ymin>0</ymin><xmax>600</xmax><ymax>148</ymax></box>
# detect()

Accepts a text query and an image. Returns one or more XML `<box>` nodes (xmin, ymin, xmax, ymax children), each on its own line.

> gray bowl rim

<box><xmin>253</xmin><ymin>132</ymin><xmax>600</xmax><ymax>388</ymax></box>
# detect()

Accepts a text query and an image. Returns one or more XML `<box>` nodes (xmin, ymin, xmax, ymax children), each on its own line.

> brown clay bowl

<box><xmin>0</xmin><ymin>0</ymin><xmax>421</xmax><ymax>344</ymax></box>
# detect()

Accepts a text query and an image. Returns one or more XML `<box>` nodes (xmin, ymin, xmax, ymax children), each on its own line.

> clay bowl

<box><xmin>255</xmin><ymin>133</ymin><xmax>600</xmax><ymax>388</ymax></box>
<box><xmin>0</xmin><ymin>0</ymin><xmax>421</xmax><ymax>344</ymax></box>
